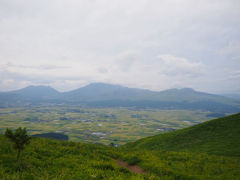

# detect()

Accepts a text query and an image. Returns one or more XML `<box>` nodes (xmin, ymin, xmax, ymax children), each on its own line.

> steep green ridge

<box><xmin>124</xmin><ymin>113</ymin><xmax>240</xmax><ymax>156</ymax></box>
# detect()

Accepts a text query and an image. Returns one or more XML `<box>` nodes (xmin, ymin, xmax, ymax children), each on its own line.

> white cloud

<box><xmin>157</xmin><ymin>54</ymin><xmax>204</xmax><ymax>77</ymax></box>
<box><xmin>0</xmin><ymin>0</ymin><xmax>239</xmax><ymax>93</ymax></box>
<box><xmin>219</xmin><ymin>41</ymin><xmax>240</xmax><ymax>60</ymax></box>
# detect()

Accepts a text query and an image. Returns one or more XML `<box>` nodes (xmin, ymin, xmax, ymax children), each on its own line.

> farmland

<box><xmin>0</xmin><ymin>106</ymin><xmax>215</xmax><ymax>145</ymax></box>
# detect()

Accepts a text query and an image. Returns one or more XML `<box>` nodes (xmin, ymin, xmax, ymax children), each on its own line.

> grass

<box><xmin>0</xmin><ymin>135</ymin><xmax>157</xmax><ymax>179</ymax></box>
<box><xmin>124</xmin><ymin>113</ymin><xmax>240</xmax><ymax>156</ymax></box>
<box><xmin>1</xmin><ymin>134</ymin><xmax>240</xmax><ymax>180</ymax></box>
<box><xmin>0</xmin><ymin>113</ymin><xmax>240</xmax><ymax>179</ymax></box>
<box><xmin>119</xmin><ymin>150</ymin><xmax>240</xmax><ymax>180</ymax></box>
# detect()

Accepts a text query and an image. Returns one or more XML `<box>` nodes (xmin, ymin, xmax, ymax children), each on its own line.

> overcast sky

<box><xmin>0</xmin><ymin>0</ymin><xmax>240</xmax><ymax>93</ymax></box>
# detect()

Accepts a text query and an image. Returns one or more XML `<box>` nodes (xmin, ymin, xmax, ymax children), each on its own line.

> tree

<box><xmin>5</xmin><ymin>127</ymin><xmax>31</xmax><ymax>162</ymax></box>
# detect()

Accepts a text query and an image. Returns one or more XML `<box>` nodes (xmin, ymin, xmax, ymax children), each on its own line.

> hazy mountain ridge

<box><xmin>0</xmin><ymin>83</ymin><xmax>239</xmax><ymax>113</ymax></box>
<box><xmin>221</xmin><ymin>93</ymin><xmax>240</xmax><ymax>100</ymax></box>
<box><xmin>10</xmin><ymin>85</ymin><xmax>60</xmax><ymax>99</ymax></box>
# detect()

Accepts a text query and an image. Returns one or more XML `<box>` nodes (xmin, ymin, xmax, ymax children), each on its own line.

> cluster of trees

<box><xmin>5</xmin><ymin>127</ymin><xmax>31</xmax><ymax>163</ymax></box>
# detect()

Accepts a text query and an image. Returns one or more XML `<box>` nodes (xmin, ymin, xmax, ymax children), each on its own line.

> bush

<box><xmin>127</xmin><ymin>156</ymin><xmax>141</xmax><ymax>165</ymax></box>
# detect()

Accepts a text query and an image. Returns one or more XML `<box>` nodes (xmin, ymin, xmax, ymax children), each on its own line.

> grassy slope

<box><xmin>124</xmin><ymin>113</ymin><xmax>240</xmax><ymax>156</ymax></box>
<box><xmin>0</xmin><ymin>136</ymin><xmax>158</xmax><ymax>180</ymax></box>
<box><xmin>1</xmin><ymin>113</ymin><xmax>240</xmax><ymax>179</ymax></box>
<box><xmin>1</xmin><ymin>136</ymin><xmax>240</xmax><ymax>180</ymax></box>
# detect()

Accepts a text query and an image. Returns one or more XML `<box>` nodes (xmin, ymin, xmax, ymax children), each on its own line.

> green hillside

<box><xmin>1</xmin><ymin>135</ymin><xmax>240</xmax><ymax>179</ymax></box>
<box><xmin>1</xmin><ymin>114</ymin><xmax>240</xmax><ymax>179</ymax></box>
<box><xmin>124</xmin><ymin>113</ymin><xmax>240</xmax><ymax>156</ymax></box>
<box><xmin>0</xmin><ymin>135</ymin><xmax>154</xmax><ymax>180</ymax></box>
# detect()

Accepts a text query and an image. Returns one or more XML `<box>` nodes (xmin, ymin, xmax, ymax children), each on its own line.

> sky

<box><xmin>0</xmin><ymin>0</ymin><xmax>240</xmax><ymax>94</ymax></box>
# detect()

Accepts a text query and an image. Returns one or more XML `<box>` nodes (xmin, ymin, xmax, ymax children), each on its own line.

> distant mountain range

<box><xmin>0</xmin><ymin>83</ymin><xmax>240</xmax><ymax>113</ymax></box>
<box><xmin>221</xmin><ymin>93</ymin><xmax>240</xmax><ymax>100</ymax></box>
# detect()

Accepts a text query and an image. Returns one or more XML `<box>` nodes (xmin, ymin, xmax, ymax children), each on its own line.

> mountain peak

<box><xmin>162</xmin><ymin>88</ymin><xmax>196</xmax><ymax>93</ymax></box>
<box><xmin>12</xmin><ymin>85</ymin><xmax>59</xmax><ymax>98</ymax></box>
<box><xmin>23</xmin><ymin>85</ymin><xmax>55</xmax><ymax>90</ymax></box>
<box><xmin>17</xmin><ymin>85</ymin><xmax>58</xmax><ymax>92</ymax></box>
<box><xmin>85</xmin><ymin>82</ymin><xmax>123</xmax><ymax>88</ymax></box>
<box><xmin>180</xmin><ymin>88</ymin><xmax>196</xmax><ymax>92</ymax></box>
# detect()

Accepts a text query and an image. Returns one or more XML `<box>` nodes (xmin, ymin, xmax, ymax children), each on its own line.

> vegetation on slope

<box><xmin>118</xmin><ymin>150</ymin><xmax>240</xmax><ymax>180</ymax></box>
<box><xmin>32</xmin><ymin>132</ymin><xmax>69</xmax><ymax>140</ymax></box>
<box><xmin>0</xmin><ymin>135</ymin><xmax>157</xmax><ymax>180</ymax></box>
<box><xmin>124</xmin><ymin>113</ymin><xmax>240</xmax><ymax>156</ymax></box>
<box><xmin>1</xmin><ymin>135</ymin><xmax>240</xmax><ymax>180</ymax></box>
<box><xmin>1</xmin><ymin>113</ymin><xmax>240</xmax><ymax>179</ymax></box>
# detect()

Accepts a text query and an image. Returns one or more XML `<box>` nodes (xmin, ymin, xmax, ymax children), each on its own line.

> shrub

<box><xmin>127</xmin><ymin>156</ymin><xmax>141</xmax><ymax>165</ymax></box>
<box><xmin>5</xmin><ymin>127</ymin><xmax>31</xmax><ymax>162</ymax></box>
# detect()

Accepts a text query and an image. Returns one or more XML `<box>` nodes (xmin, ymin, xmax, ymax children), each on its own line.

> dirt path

<box><xmin>116</xmin><ymin>159</ymin><xmax>146</xmax><ymax>174</ymax></box>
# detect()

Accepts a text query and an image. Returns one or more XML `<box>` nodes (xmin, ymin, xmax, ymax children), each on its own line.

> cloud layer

<box><xmin>0</xmin><ymin>0</ymin><xmax>240</xmax><ymax>93</ymax></box>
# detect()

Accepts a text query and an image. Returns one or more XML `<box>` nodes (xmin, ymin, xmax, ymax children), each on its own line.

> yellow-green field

<box><xmin>0</xmin><ymin>106</ymin><xmax>214</xmax><ymax>145</ymax></box>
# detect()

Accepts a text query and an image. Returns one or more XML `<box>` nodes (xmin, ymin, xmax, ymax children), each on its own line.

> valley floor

<box><xmin>0</xmin><ymin>106</ymin><xmax>213</xmax><ymax>145</ymax></box>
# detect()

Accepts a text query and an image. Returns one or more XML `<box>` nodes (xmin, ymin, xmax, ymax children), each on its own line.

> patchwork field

<box><xmin>0</xmin><ymin>106</ymin><xmax>217</xmax><ymax>145</ymax></box>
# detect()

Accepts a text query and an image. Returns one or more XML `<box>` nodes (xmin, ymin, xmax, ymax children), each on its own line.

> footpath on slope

<box><xmin>116</xmin><ymin>159</ymin><xmax>146</xmax><ymax>174</ymax></box>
